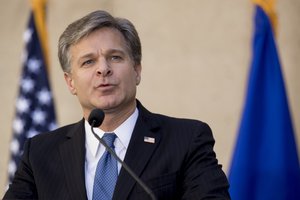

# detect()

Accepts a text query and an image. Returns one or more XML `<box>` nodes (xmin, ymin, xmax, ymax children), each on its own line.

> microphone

<box><xmin>88</xmin><ymin>109</ymin><xmax>157</xmax><ymax>200</ymax></box>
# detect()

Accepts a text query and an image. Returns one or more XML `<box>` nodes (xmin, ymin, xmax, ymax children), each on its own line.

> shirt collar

<box><xmin>85</xmin><ymin>107</ymin><xmax>139</xmax><ymax>157</ymax></box>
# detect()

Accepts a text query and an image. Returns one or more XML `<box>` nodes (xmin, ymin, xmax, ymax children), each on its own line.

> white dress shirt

<box><xmin>84</xmin><ymin>108</ymin><xmax>139</xmax><ymax>200</ymax></box>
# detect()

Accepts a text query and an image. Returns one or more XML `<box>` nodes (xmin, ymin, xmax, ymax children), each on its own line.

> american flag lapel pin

<box><xmin>144</xmin><ymin>136</ymin><xmax>155</xmax><ymax>144</ymax></box>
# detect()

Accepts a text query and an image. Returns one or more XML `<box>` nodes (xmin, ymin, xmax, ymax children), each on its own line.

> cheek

<box><xmin>123</xmin><ymin>72</ymin><xmax>139</xmax><ymax>93</ymax></box>
<box><xmin>73</xmin><ymin>73</ymin><xmax>93</xmax><ymax>92</ymax></box>
<box><xmin>122</xmin><ymin>70</ymin><xmax>138</xmax><ymax>86</ymax></box>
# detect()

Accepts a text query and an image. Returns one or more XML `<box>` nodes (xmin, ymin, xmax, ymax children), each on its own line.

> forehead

<box><xmin>70</xmin><ymin>27</ymin><xmax>129</xmax><ymax>58</ymax></box>
<box><xmin>77</xmin><ymin>27</ymin><xmax>126</xmax><ymax>48</ymax></box>
<box><xmin>86</xmin><ymin>27</ymin><xmax>126</xmax><ymax>45</ymax></box>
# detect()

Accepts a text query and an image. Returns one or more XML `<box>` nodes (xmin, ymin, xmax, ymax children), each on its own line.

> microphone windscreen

<box><xmin>88</xmin><ymin>109</ymin><xmax>105</xmax><ymax>127</ymax></box>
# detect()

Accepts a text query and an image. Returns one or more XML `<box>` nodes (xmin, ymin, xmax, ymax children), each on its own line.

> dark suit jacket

<box><xmin>4</xmin><ymin>101</ymin><xmax>230</xmax><ymax>200</ymax></box>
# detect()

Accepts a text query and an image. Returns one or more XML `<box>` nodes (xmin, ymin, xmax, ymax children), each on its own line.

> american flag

<box><xmin>7</xmin><ymin>11</ymin><xmax>57</xmax><ymax>183</ymax></box>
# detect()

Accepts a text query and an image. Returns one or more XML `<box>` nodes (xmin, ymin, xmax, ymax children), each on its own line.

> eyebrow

<box><xmin>106</xmin><ymin>48</ymin><xmax>127</xmax><ymax>56</ymax></box>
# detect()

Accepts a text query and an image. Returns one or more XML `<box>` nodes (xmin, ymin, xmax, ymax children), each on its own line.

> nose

<box><xmin>96</xmin><ymin>58</ymin><xmax>112</xmax><ymax>77</ymax></box>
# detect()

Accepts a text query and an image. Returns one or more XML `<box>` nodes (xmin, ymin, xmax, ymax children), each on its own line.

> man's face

<box><xmin>64</xmin><ymin>27</ymin><xmax>141</xmax><ymax>118</ymax></box>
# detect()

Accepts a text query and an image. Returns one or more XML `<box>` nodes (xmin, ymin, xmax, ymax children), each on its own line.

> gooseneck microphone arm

<box><xmin>88</xmin><ymin>109</ymin><xmax>156</xmax><ymax>200</ymax></box>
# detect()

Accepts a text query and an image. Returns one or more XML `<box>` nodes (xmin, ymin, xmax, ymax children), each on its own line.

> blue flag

<box><xmin>7</xmin><ymin>11</ymin><xmax>57</xmax><ymax>183</ymax></box>
<box><xmin>229</xmin><ymin>5</ymin><xmax>300</xmax><ymax>200</ymax></box>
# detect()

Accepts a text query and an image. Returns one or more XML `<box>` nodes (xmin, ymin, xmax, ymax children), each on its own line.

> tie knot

<box><xmin>102</xmin><ymin>133</ymin><xmax>116</xmax><ymax>148</ymax></box>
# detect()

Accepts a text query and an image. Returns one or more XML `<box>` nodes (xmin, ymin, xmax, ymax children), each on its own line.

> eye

<box><xmin>82</xmin><ymin>59</ymin><xmax>95</xmax><ymax>66</ymax></box>
<box><xmin>110</xmin><ymin>55</ymin><xmax>123</xmax><ymax>62</ymax></box>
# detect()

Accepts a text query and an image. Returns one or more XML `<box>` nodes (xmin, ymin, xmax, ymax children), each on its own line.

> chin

<box><xmin>96</xmin><ymin>101</ymin><xmax>119</xmax><ymax>111</ymax></box>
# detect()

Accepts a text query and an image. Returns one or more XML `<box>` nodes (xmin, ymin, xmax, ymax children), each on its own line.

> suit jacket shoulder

<box><xmin>4</xmin><ymin>119</ymin><xmax>88</xmax><ymax>200</ymax></box>
<box><xmin>113</xmin><ymin>101</ymin><xmax>230</xmax><ymax>200</ymax></box>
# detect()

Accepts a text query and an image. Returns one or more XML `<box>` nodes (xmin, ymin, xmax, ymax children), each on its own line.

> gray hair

<box><xmin>58</xmin><ymin>10</ymin><xmax>142</xmax><ymax>73</ymax></box>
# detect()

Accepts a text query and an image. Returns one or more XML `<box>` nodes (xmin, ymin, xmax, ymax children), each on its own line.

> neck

<box><xmin>99</xmin><ymin>101</ymin><xmax>137</xmax><ymax>132</ymax></box>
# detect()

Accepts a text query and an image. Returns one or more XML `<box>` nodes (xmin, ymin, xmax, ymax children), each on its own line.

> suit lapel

<box><xmin>113</xmin><ymin>102</ymin><xmax>161</xmax><ymax>200</ymax></box>
<box><xmin>59</xmin><ymin>120</ymin><xmax>88</xmax><ymax>200</ymax></box>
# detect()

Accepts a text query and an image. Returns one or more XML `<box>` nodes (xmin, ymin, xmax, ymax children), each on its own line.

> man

<box><xmin>4</xmin><ymin>10</ymin><xmax>230</xmax><ymax>200</ymax></box>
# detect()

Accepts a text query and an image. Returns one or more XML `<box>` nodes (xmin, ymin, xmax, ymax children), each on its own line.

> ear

<box><xmin>134</xmin><ymin>64</ymin><xmax>142</xmax><ymax>85</ymax></box>
<box><xmin>64</xmin><ymin>72</ymin><xmax>77</xmax><ymax>95</ymax></box>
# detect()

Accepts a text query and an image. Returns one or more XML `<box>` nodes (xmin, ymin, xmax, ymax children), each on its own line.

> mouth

<box><xmin>99</xmin><ymin>83</ymin><xmax>111</xmax><ymax>87</ymax></box>
<box><xmin>96</xmin><ymin>83</ymin><xmax>116</xmax><ymax>91</ymax></box>
<box><xmin>100</xmin><ymin>82</ymin><xmax>115</xmax><ymax>86</ymax></box>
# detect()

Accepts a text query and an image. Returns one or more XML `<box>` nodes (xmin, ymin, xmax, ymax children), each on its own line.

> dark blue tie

<box><xmin>92</xmin><ymin>133</ymin><xmax>118</xmax><ymax>200</ymax></box>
